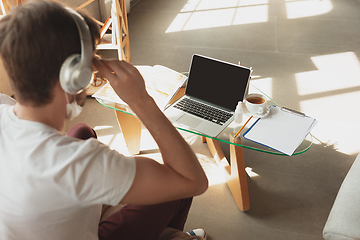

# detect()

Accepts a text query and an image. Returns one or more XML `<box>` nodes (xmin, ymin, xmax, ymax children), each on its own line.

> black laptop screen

<box><xmin>185</xmin><ymin>54</ymin><xmax>251</xmax><ymax>111</ymax></box>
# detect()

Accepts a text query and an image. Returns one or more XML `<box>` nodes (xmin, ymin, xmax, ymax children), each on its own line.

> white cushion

<box><xmin>323</xmin><ymin>154</ymin><xmax>360</xmax><ymax>240</ymax></box>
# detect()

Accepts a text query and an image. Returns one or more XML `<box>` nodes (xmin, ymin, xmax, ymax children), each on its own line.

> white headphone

<box><xmin>59</xmin><ymin>7</ymin><xmax>93</xmax><ymax>94</ymax></box>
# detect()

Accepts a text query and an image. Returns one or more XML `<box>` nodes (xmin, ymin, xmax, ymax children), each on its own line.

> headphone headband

<box><xmin>59</xmin><ymin>7</ymin><xmax>93</xmax><ymax>94</ymax></box>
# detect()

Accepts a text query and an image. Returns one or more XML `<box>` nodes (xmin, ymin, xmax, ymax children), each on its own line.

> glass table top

<box><xmin>95</xmin><ymin>82</ymin><xmax>312</xmax><ymax>156</ymax></box>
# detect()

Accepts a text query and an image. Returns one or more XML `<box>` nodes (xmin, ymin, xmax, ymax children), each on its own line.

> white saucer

<box><xmin>242</xmin><ymin>102</ymin><xmax>270</xmax><ymax>118</ymax></box>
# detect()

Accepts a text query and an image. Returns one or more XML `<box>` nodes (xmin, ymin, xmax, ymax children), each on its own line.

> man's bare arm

<box><xmin>93</xmin><ymin>59</ymin><xmax>208</xmax><ymax>205</ymax></box>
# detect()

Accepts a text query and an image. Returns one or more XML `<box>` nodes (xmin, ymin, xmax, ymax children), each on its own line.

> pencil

<box><xmin>234</xmin><ymin>115</ymin><xmax>253</xmax><ymax>138</ymax></box>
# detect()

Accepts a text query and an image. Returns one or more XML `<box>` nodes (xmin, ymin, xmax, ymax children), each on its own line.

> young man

<box><xmin>0</xmin><ymin>1</ymin><xmax>208</xmax><ymax>239</ymax></box>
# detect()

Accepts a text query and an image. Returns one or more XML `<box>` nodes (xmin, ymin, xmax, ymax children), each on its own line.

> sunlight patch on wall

<box><xmin>286</xmin><ymin>0</ymin><xmax>333</xmax><ymax>19</ymax></box>
<box><xmin>300</xmin><ymin>91</ymin><xmax>360</xmax><ymax>155</ymax></box>
<box><xmin>295</xmin><ymin>52</ymin><xmax>360</xmax><ymax>96</ymax></box>
<box><xmin>97</xmin><ymin>134</ymin><xmax>115</xmax><ymax>146</ymax></box>
<box><xmin>296</xmin><ymin>52</ymin><xmax>360</xmax><ymax>155</ymax></box>
<box><xmin>95</xmin><ymin>130</ymin><xmax>133</xmax><ymax>156</ymax></box>
<box><xmin>181</xmin><ymin>0</ymin><xmax>268</xmax><ymax>11</ymax></box>
<box><xmin>94</xmin><ymin>125</ymin><xmax>117</xmax><ymax>146</ymax></box>
<box><xmin>94</xmin><ymin>125</ymin><xmax>113</xmax><ymax>130</ymax></box>
<box><xmin>182</xmin><ymin>8</ymin><xmax>236</xmax><ymax>31</ymax></box>
<box><xmin>183</xmin><ymin>0</ymin><xmax>238</xmax><ymax>11</ymax></box>
<box><xmin>195</xmin><ymin>153</ymin><xmax>227</xmax><ymax>186</ymax></box>
<box><xmin>248</xmin><ymin>77</ymin><xmax>273</xmax><ymax>99</ymax></box>
<box><xmin>233</xmin><ymin>5</ymin><xmax>268</xmax><ymax>25</ymax></box>
<box><xmin>245</xmin><ymin>167</ymin><xmax>259</xmax><ymax>178</ymax></box>
<box><xmin>166</xmin><ymin>0</ymin><xmax>268</xmax><ymax>33</ymax></box>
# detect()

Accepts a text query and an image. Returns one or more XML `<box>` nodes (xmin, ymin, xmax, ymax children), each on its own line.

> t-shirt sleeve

<box><xmin>54</xmin><ymin>137</ymin><xmax>136</xmax><ymax>207</ymax></box>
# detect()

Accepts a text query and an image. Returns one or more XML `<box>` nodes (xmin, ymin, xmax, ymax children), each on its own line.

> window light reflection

<box><xmin>296</xmin><ymin>52</ymin><xmax>360</xmax><ymax>96</ymax></box>
<box><xmin>167</xmin><ymin>0</ymin><xmax>332</xmax><ymax>33</ymax></box>
<box><xmin>166</xmin><ymin>0</ymin><xmax>269</xmax><ymax>33</ymax></box>
<box><xmin>248</xmin><ymin>78</ymin><xmax>273</xmax><ymax>99</ymax></box>
<box><xmin>300</xmin><ymin>91</ymin><xmax>360</xmax><ymax>155</ymax></box>
<box><xmin>245</xmin><ymin>167</ymin><xmax>259</xmax><ymax>178</ymax></box>
<box><xmin>286</xmin><ymin>0</ymin><xmax>333</xmax><ymax>19</ymax></box>
<box><xmin>296</xmin><ymin>52</ymin><xmax>360</xmax><ymax>155</ymax></box>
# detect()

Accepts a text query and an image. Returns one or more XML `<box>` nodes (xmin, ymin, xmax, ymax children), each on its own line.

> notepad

<box><xmin>243</xmin><ymin>106</ymin><xmax>317</xmax><ymax>156</ymax></box>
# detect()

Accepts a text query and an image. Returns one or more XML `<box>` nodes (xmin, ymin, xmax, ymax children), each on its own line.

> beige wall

<box><xmin>0</xmin><ymin>58</ymin><xmax>13</xmax><ymax>96</ymax></box>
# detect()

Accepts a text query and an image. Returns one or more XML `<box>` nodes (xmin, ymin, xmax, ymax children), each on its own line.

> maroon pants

<box><xmin>67</xmin><ymin>123</ymin><xmax>193</xmax><ymax>240</ymax></box>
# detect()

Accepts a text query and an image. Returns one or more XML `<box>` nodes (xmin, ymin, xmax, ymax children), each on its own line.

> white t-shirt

<box><xmin>0</xmin><ymin>94</ymin><xmax>136</xmax><ymax>240</ymax></box>
<box><xmin>0</xmin><ymin>94</ymin><xmax>16</xmax><ymax>105</ymax></box>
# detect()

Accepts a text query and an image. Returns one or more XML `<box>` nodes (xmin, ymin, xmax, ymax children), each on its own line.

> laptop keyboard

<box><xmin>174</xmin><ymin>98</ymin><xmax>233</xmax><ymax>125</ymax></box>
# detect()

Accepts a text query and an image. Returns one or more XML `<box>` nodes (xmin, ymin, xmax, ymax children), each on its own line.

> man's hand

<box><xmin>92</xmin><ymin>58</ymin><xmax>153</xmax><ymax>111</ymax></box>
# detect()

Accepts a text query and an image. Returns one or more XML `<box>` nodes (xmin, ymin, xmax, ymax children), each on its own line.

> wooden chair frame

<box><xmin>1</xmin><ymin>0</ymin><xmax>24</xmax><ymax>14</ymax></box>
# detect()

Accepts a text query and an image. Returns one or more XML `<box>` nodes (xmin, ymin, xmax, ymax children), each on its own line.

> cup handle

<box><xmin>258</xmin><ymin>107</ymin><xmax>264</xmax><ymax>114</ymax></box>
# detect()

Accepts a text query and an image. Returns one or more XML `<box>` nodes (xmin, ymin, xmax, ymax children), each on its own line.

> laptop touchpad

<box><xmin>177</xmin><ymin>114</ymin><xmax>202</xmax><ymax>128</ymax></box>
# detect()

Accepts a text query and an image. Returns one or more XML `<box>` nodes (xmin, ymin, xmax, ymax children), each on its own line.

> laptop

<box><xmin>164</xmin><ymin>54</ymin><xmax>251</xmax><ymax>137</ymax></box>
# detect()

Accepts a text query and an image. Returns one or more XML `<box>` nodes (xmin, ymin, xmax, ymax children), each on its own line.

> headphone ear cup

<box><xmin>60</xmin><ymin>54</ymin><xmax>80</xmax><ymax>94</ymax></box>
<box><xmin>59</xmin><ymin>54</ymin><xmax>92</xmax><ymax>94</ymax></box>
<box><xmin>61</xmin><ymin>8</ymin><xmax>94</xmax><ymax>95</ymax></box>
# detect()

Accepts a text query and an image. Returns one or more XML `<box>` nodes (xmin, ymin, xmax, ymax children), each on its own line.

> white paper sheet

<box><xmin>243</xmin><ymin>106</ymin><xmax>317</xmax><ymax>156</ymax></box>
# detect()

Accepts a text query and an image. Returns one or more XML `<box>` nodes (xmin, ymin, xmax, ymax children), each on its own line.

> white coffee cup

<box><xmin>244</xmin><ymin>93</ymin><xmax>267</xmax><ymax>115</ymax></box>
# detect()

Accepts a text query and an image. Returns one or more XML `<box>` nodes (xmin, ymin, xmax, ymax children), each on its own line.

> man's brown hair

<box><xmin>0</xmin><ymin>0</ymin><xmax>100</xmax><ymax>106</ymax></box>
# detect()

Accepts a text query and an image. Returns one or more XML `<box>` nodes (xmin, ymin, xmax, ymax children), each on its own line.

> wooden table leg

<box><xmin>204</xmin><ymin>136</ymin><xmax>250</xmax><ymax>211</ymax></box>
<box><xmin>114</xmin><ymin>110</ymin><xmax>142</xmax><ymax>155</ymax></box>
